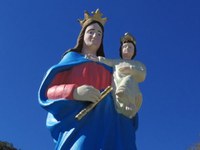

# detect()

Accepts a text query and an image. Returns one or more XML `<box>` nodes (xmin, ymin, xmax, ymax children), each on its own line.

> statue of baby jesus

<box><xmin>86</xmin><ymin>33</ymin><xmax>146</xmax><ymax>118</ymax></box>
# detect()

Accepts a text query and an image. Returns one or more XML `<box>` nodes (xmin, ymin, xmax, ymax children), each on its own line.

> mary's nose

<box><xmin>92</xmin><ymin>33</ymin><xmax>97</xmax><ymax>38</ymax></box>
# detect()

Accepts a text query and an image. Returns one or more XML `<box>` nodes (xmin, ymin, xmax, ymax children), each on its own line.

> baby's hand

<box><xmin>85</xmin><ymin>54</ymin><xmax>99</xmax><ymax>62</ymax></box>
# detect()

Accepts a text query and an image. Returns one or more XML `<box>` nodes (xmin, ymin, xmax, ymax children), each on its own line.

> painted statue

<box><xmin>38</xmin><ymin>9</ymin><xmax>140</xmax><ymax>150</ymax></box>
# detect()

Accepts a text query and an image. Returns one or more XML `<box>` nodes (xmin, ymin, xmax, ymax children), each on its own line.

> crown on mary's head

<box><xmin>121</xmin><ymin>32</ymin><xmax>136</xmax><ymax>45</ymax></box>
<box><xmin>78</xmin><ymin>9</ymin><xmax>107</xmax><ymax>27</ymax></box>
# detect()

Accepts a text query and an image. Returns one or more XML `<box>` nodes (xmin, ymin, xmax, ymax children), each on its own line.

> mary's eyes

<box><xmin>89</xmin><ymin>31</ymin><xmax>93</xmax><ymax>34</ymax></box>
<box><xmin>87</xmin><ymin>30</ymin><xmax>102</xmax><ymax>37</ymax></box>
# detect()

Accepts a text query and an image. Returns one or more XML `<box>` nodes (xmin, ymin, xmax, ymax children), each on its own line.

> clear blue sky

<box><xmin>1</xmin><ymin>0</ymin><xmax>200</xmax><ymax>149</ymax></box>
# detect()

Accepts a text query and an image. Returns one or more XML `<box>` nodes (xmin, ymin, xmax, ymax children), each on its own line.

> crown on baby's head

<box><xmin>121</xmin><ymin>32</ymin><xmax>136</xmax><ymax>45</ymax></box>
<box><xmin>78</xmin><ymin>9</ymin><xmax>107</xmax><ymax>27</ymax></box>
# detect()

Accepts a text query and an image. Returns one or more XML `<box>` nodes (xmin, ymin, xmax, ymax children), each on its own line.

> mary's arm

<box><xmin>46</xmin><ymin>71</ymin><xmax>78</xmax><ymax>100</ymax></box>
<box><xmin>46</xmin><ymin>70</ymin><xmax>101</xmax><ymax>102</ymax></box>
<box><xmin>130</xmin><ymin>61</ymin><xmax>146</xmax><ymax>82</ymax></box>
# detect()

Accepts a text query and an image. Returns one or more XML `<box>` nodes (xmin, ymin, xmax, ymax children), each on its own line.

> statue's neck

<box><xmin>82</xmin><ymin>47</ymin><xmax>97</xmax><ymax>56</ymax></box>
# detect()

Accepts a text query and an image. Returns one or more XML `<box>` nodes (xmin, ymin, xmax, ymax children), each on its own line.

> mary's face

<box><xmin>83</xmin><ymin>23</ymin><xmax>103</xmax><ymax>54</ymax></box>
<box><xmin>122</xmin><ymin>43</ymin><xmax>135</xmax><ymax>60</ymax></box>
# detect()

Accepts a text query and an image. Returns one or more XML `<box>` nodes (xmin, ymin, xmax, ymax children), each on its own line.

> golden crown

<box><xmin>121</xmin><ymin>32</ymin><xmax>136</xmax><ymax>45</ymax></box>
<box><xmin>78</xmin><ymin>9</ymin><xmax>107</xmax><ymax>27</ymax></box>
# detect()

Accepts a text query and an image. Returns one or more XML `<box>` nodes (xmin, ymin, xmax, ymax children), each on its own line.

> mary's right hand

<box><xmin>73</xmin><ymin>85</ymin><xmax>101</xmax><ymax>102</ymax></box>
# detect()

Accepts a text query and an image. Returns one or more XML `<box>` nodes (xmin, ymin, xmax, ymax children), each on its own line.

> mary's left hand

<box><xmin>118</xmin><ymin>66</ymin><xmax>133</xmax><ymax>74</ymax></box>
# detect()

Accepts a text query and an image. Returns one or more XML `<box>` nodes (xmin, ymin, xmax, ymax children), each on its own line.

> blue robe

<box><xmin>38</xmin><ymin>52</ymin><xmax>138</xmax><ymax>150</ymax></box>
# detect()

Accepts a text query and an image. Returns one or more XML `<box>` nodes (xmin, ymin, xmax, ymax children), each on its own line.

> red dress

<box><xmin>46</xmin><ymin>62</ymin><xmax>111</xmax><ymax>100</ymax></box>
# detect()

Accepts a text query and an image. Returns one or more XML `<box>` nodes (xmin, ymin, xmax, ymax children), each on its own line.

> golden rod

<box><xmin>75</xmin><ymin>86</ymin><xmax>113</xmax><ymax>120</ymax></box>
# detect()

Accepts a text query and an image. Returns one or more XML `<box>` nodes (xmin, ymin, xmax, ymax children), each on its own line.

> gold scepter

<box><xmin>75</xmin><ymin>86</ymin><xmax>113</xmax><ymax>120</ymax></box>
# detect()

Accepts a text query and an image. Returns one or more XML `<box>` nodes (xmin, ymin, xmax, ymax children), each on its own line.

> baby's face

<box><xmin>122</xmin><ymin>43</ymin><xmax>135</xmax><ymax>60</ymax></box>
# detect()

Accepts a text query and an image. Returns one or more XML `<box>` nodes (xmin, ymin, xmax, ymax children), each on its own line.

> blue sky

<box><xmin>0</xmin><ymin>0</ymin><xmax>200</xmax><ymax>149</ymax></box>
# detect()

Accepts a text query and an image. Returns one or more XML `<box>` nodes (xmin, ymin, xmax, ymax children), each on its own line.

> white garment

<box><xmin>99</xmin><ymin>57</ymin><xmax>146</xmax><ymax>118</ymax></box>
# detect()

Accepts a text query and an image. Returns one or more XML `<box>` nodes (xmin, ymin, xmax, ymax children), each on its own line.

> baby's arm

<box><xmin>86</xmin><ymin>55</ymin><xmax>115</xmax><ymax>67</ymax></box>
<box><xmin>98</xmin><ymin>56</ymin><xmax>115</xmax><ymax>67</ymax></box>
